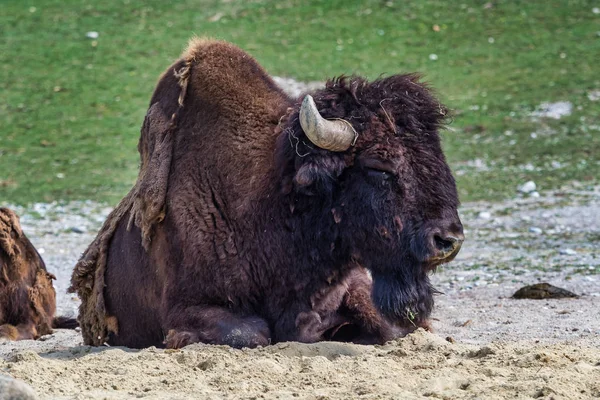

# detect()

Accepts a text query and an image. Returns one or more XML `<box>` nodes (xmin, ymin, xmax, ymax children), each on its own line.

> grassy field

<box><xmin>1</xmin><ymin>0</ymin><xmax>599</xmax><ymax>205</ymax></box>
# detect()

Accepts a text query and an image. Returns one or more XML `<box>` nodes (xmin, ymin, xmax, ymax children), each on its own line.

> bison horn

<box><xmin>299</xmin><ymin>95</ymin><xmax>357</xmax><ymax>152</ymax></box>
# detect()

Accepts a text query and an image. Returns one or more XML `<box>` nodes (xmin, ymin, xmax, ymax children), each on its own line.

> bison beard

<box><xmin>372</xmin><ymin>272</ymin><xmax>435</xmax><ymax>329</ymax></box>
<box><xmin>70</xmin><ymin>38</ymin><xmax>463</xmax><ymax>349</ymax></box>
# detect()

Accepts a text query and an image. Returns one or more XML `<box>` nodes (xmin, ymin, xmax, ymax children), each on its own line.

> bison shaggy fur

<box><xmin>70</xmin><ymin>38</ymin><xmax>463</xmax><ymax>348</ymax></box>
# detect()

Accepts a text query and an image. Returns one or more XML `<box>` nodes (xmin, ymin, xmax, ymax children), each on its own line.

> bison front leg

<box><xmin>337</xmin><ymin>270</ymin><xmax>412</xmax><ymax>345</ymax></box>
<box><xmin>164</xmin><ymin>305</ymin><xmax>271</xmax><ymax>349</ymax></box>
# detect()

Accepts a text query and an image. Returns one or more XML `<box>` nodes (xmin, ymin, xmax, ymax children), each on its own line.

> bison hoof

<box><xmin>164</xmin><ymin>320</ymin><xmax>271</xmax><ymax>349</ymax></box>
<box><xmin>164</xmin><ymin>330</ymin><xmax>199</xmax><ymax>349</ymax></box>
<box><xmin>0</xmin><ymin>325</ymin><xmax>17</xmax><ymax>341</ymax></box>
<box><xmin>391</xmin><ymin>319</ymin><xmax>434</xmax><ymax>338</ymax></box>
<box><xmin>222</xmin><ymin>327</ymin><xmax>270</xmax><ymax>349</ymax></box>
<box><xmin>418</xmin><ymin>319</ymin><xmax>434</xmax><ymax>332</ymax></box>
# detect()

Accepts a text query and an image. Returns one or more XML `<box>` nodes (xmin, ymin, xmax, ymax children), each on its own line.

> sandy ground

<box><xmin>1</xmin><ymin>185</ymin><xmax>598</xmax><ymax>399</ymax></box>
<box><xmin>1</xmin><ymin>329</ymin><xmax>599</xmax><ymax>400</ymax></box>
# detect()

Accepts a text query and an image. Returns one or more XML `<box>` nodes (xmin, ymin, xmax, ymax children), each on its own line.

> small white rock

<box><xmin>530</xmin><ymin>191</ymin><xmax>540</xmax><ymax>198</ymax></box>
<box><xmin>522</xmin><ymin>163</ymin><xmax>535</xmax><ymax>171</ymax></box>
<box><xmin>588</xmin><ymin>90</ymin><xmax>600</xmax><ymax>101</ymax></box>
<box><xmin>559</xmin><ymin>248</ymin><xmax>577</xmax><ymax>255</ymax></box>
<box><xmin>518</xmin><ymin>181</ymin><xmax>537</xmax><ymax>193</ymax></box>
<box><xmin>529</xmin><ymin>227</ymin><xmax>543</xmax><ymax>234</ymax></box>
<box><xmin>478</xmin><ymin>211</ymin><xmax>492</xmax><ymax>219</ymax></box>
<box><xmin>429</xmin><ymin>53</ymin><xmax>438</xmax><ymax>61</ymax></box>
<box><xmin>85</xmin><ymin>31</ymin><xmax>99</xmax><ymax>39</ymax></box>
<box><xmin>530</xmin><ymin>101</ymin><xmax>572</xmax><ymax>119</ymax></box>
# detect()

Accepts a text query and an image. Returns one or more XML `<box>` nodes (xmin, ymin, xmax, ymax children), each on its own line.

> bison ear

<box><xmin>293</xmin><ymin>156</ymin><xmax>346</xmax><ymax>196</ymax></box>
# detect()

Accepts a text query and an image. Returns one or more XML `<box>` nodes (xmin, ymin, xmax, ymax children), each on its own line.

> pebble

<box><xmin>529</xmin><ymin>227</ymin><xmax>543</xmax><ymax>234</ymax></box>
<box><xmin>530</xmin><ymin>101</ymin><xmax>573</xmax><ymax>120</ymax></box>
<box><xmin>530</xmin><ymin>191</ymin><xmax>540</xmax><ymax>198</ymax></box>
<box><xmin>478</xmin><ymin>211</ymin><xmax>492</xmax><ymax>219</ymax></box>
<box><xmin>559</xmin><ymin>248</ymin><xmax>577</xmax><ymax>255</ymax></box>
<box><xmin>518</xmin><ymin>181</ymin><xmax>536</xmax><ymax>194</ymax></box>
<box><xmin>85</xmin><ymin>31</ymin><xmax>99</xmax><ymax>39</ymax></box>
<box><xmin>0</xmin><ymin>374</ymin><xmax>39</xmax><ymax>400</ymax></box>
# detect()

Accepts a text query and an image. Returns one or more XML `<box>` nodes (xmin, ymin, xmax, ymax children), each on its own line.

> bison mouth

<box><xmin>422</xmin><ymin>245</ymin><xmax>462</xmax><ymax>272</ymax></box>
<box><xmin>371</xmin><ymin>270</ymin><xmax>436</xmax><ymax>329</ymax></box>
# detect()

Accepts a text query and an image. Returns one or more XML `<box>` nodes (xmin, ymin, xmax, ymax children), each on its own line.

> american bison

<box><xmin>0</xmin><ymin>208</ymin><xmax>76</xmax><ymax>340</ymax></box>
<box><xmin>70</xmin><ymin>38</ymin><xmax>463</xmax><ymax>349</ymax></box>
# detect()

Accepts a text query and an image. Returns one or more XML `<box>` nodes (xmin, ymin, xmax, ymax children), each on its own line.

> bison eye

<box><xmin>366</xmin><ymin>168</ymin><xmax>394</xmax><ymax>181</ymax></box>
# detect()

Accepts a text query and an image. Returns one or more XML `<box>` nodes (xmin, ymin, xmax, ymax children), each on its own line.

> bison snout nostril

<box><xmin>434</xmin><ymin>235</ymin><xmax>455</xmax><ymax>253</ymax></box>
<box><xmin>433</xmin><ymin>233</ymin><xmax>464</xmax><ymax>255</ymax></box>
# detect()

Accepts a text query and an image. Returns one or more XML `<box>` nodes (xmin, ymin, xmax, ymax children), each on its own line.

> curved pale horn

<box><xmin>299</xmin><ymin>95</ymin><xmax>357</xmax><ymax>152</ymax></box>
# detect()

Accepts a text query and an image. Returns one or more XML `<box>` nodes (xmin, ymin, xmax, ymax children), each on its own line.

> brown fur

<box><xmin>0</xmin><ymin>208</ymin><xmax>56</xmax><ymax>340</ymax></box>
<box><xmin>69</xmin><ymin>45</ymin><xmax>193</xmax><ymax>345</ymax></box>
<box><xmin>70</xmin><ymin>38</ymin><xmax>295</xmax><ymax>346</ymax></box>
<box><xmin>70</xmin><ymin>38</ymin><xmax>462</xmax><ymax>348</ymax></box>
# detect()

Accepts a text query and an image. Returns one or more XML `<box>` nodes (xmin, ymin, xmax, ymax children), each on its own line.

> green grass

<box><xmin>1</xmin><ymin>0</ymin><xmax>599</xmax><ymax>205</ymax></box>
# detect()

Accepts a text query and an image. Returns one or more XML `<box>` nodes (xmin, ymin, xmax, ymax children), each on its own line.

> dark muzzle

<box><xmin>423</xmin><ymin>221</ymin><xmax>464</xmax><ymax>266</ymax></box>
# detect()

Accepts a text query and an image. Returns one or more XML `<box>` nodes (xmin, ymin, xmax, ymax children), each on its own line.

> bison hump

<box><xmin>177</xmin><ymin>37</ymin><xmax>289</xmax><ymax>110</ymax></box>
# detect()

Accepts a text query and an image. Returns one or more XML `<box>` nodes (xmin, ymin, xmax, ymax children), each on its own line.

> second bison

<box><xmin>71</xmin><ymin>38</ymin><xmax>464</xmax><ymax>348</ymax></box>
<box><xmin>0</xmin><ymin>208</ymin><xmax>76</xmax><ymax>340</ymax></box>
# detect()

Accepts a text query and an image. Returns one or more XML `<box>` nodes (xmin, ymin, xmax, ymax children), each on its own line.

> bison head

<box><xmin>276</xmin><ymin>75</ymin><xmax>463</xmax><ymax>328</ymax></box>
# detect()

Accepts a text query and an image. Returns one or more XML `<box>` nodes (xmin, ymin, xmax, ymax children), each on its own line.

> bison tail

<box><xmin>52</xmin><ymin>316</ymin><xmax>79</xmax><ymax>330</ymax></box>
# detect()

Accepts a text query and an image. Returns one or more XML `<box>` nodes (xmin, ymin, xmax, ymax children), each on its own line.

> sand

<box><xmin>1</xmin><ymin>329</ymin><xmax>598</xmax><ymax>399</ymax></box>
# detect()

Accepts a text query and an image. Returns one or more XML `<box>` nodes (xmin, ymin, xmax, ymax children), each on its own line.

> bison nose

<box><xmin>427</xmin><ymin>228</ymin><xmax>464</xmax><ymax>263</ymax></box>
<box><xmin>434</xmin><ymin>233</ymin><xmax>464</xmax><ymax>256</ymax></box>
